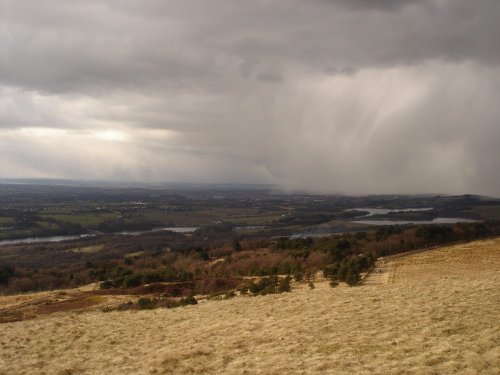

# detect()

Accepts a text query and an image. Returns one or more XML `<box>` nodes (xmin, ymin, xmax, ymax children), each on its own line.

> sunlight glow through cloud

<box><xmin>89</xmin><ymin>130</ymin><xmax>128</xmax><ymax>142</ymax></box>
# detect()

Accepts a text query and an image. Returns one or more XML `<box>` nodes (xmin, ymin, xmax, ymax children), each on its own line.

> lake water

<box><xmin>290</xmin><ymin>212</ymin><xmax>477</xmax><ymax>238</ymax></box>
<box><xmin>116</xmin><ymin>227</ymin><xmax>199</xmax><ymax>235</ymax></box>
<box><xmin>352</xmin><ymin>218</ymin><xmax>477</xmax><ymax>226</ymax></box>
<box><xmin>0</xmin><ymin>227</ymin><xmax>199</xmax><ymax>247</ymax></box>
<box><xmin>0</xmin><ymin>234</ymin><xmax>95</xmax><ymax>246</ymax></box>
<box><xmin>344</xmin><ymin>207</ymin><xmax>476</xmax><ymax>226</ymax></box>
<box><xmin>346</xmin><ymin>207</ymin><xmax>434</xmax><ymax>217</ymax></box>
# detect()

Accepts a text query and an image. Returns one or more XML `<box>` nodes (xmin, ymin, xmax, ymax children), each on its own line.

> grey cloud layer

<box><xmin>2</xmin><ymin>0</ymin><xmax>500</xmax><ymax>94</ymax></box>
<box><xmin>0</xmin><ymin>0</ymin><xmax>499</xmax><ymax>195</ymax></box>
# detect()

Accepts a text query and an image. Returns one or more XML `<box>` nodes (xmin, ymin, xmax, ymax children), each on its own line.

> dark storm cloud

<box><xmin>2</xmin><ymin>0</ymin><xmax>500</xmax><ymax>95</ymax></box>
<box><xmin>0</xmin><ymin>0</ymin><xmax>499</xmax><ymax>195</ymax></box>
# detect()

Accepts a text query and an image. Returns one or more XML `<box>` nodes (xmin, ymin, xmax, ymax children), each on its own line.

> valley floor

<box><xmin>1</xmin><ymin>238</ymin><xmax>499</xmax><ymax>374</ymax></box>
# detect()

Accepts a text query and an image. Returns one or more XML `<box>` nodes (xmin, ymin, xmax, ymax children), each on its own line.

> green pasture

<box><xmin>467</xmin><ymin>205</ymin><xmax>500</xmax><ymax>220</ymax></box>
<box><xmin>36</xmin><ymin>221</ymin><xmax>60</xmax><ymax>230</ymax></box>
<box><xmin>0</xmin><ymin>217</ymin><xmax>15</xmax><ymax>225</ymax></box>
<box><xmin>133</xmin><ymin>208</ymin><xmax>286</xmax><ymax>226</ymax></box>
<box><xmin>226</xmin><ymin>212</ymin><xmax>285</xmax><ymax>225</ymax></box>
<box><xmin>42</xmin><ymin>213</ymin><xmax>118</xmax><ymax>227</ymax></box>
<box><xmin>0</xmin><ymin>229</ymin><xmax>32</xmax><ymax>240</ymax></box>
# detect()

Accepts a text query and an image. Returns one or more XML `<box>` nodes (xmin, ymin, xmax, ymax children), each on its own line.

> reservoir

<box><xmin>345</xmin><ymin>207</ymin><xmax>434</xmax><ymax>216</ymax></box>
<box><xmin>352</xmin><ymin>217</ymin><xmax>477</xmax><ymax>226</ymax></box>
<box><xmin>345</xmin><ymin>207</ymin><xmax>477</xmax><ymax>226</ymax></box>
<box><xmin>0</xmin><ymin>227</ymin><xmax>199</xmax><ymax>246</ymax></box>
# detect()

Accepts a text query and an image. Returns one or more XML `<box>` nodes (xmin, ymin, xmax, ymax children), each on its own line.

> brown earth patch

<box><xmin>0</xmin><ymin>278</ymin><xmax>241</xmax><ymax>323</ymax></box>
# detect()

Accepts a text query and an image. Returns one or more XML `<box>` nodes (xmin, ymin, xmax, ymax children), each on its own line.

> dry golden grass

<box><xmin>1</xmin><ymin>238</ymin><xmax>499</xmax><ymax>374</ymax></box>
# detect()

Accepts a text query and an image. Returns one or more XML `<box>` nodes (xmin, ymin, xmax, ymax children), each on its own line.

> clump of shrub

<box><xmin>123</xmin><ymin>274</ymin><xmax>142</xmax><ymax>288</ymax></box>
<box><xmin>329</xmin><ymin>280</ymin><xmax>339</xmax><ymax>288</ymax></box>
<box><xmin>99</xmin><ymin>280</ymin><xmax>113</xmax><ymax>289</ymax></box>
<box><xmin>179</xmin><ymin>295</ymin><xmax>198</xmax><ymax>306</ymax></box>
<box><xmin>248</xmin><ymin>276</ymin><xmax>277</xmax><ymax>295</ymax></box>
<box><xmin>278</xmin><ymin>276</ymin><xmax>291</xmax><ymax>292</ymax></box>
<box><xmin>324</xmin><ymin>253</ymin><xmax>375</xmax><ymax>287</ymax></box>
<box><xmin>274</xmin><ymin>237</ymin><xmax>314</xmax><ymax>250</ymax></box>
<box><xmin>137</xmin><ymin>297</ymin><xmax>156</xmax><ymax>310</ymax></box>
<box><xmin>246</xmin><ymin>276</ymin><xmax>291</xmax><ymax>296</ymax></box>
<box><xmin>293</xmin><ymin>271</ymin><xmax>303</xmax><ymax>282</ymax></box>
<box><xmin>224</xmin><ymin>291</ymin><xmax>236</xmax><ymax>299</ymax></box>
<box><xmin>113</xmin><ymin>295</ymin><xmax>198</xmax><ymax>311</ymax></box>
<box><xmin>97</xmin><ymin>267</ymin><xmax>195</xmax><ymax>291</ymax></box>
<box><xmin>0</xmin><ymin>265</ymin><xmax>15</xmax><ymax>286</ymax></box>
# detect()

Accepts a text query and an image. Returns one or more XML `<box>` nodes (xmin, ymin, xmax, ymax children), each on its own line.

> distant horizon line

<box><xmin>0</xmin><ymin>177</ymin><xmax>275</xmax><ymax>188</ymax></box>
<box><xmin>0</xmin><ymin>177</ymin><xmax>498</xmax><ymax>199</ymax></box>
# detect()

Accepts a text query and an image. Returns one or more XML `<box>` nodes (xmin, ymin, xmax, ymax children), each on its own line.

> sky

<box><xmin>1</xmin><ymin>0</ymin><xmax>499</xmax><ymax>195</ymax></box>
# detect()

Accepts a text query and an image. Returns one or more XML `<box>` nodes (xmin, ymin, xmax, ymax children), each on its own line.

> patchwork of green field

<box><xmin>41</xmin><ymin>213</ymin><xmax>119</xmax><ymax>227</ymax></box>
<box><xmin>0</xmin><ymin>217</ymin><xmax>15</xmax><ymax>225</ymax></box>
<box><xmin>226</xmin><ymin>212</ymin><xmax>285</xmax><ymax>225</ymax></box>
<box><xmin>467</xmin><ymin>205</ymin><xmax>500</xmax><ymax>220</ymax></box>
<box><xmin>0</xmin><ymin>229</ymin><xmax>32</xmax><ymax>239</ymax></box>
<box><xmin>1</xmin><ymin>184</ymin><xmax>497</xmax><ymax>243</ymax></box>
<box><xmin>134</xmin><ymin>208</ymin><xmax>285</xmax><ymax>226</ymax></box>
<box><xmin>0</xmin><ymin>207</ymin><xmax>286</xmax><ymax>239</ymax></box>
<box><xmin>0</xmin><ymin>207</ymin><xmax>287</xmax><ymax>239</ymax></box>
<box><xmin>35</xmin><ymin>221</ymin><xmax>60</xmax><ymax>230</ymax></box>
<box><xmin>39</xmin><ymin>202</ymin><xmax>142</xmax><ymax>215</ymax></box>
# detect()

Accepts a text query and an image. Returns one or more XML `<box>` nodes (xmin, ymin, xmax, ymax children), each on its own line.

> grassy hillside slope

<box><xmin>1</xmin><ymin>238</ymin><xmax>499</xmax><ymax>374</ymax></box>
